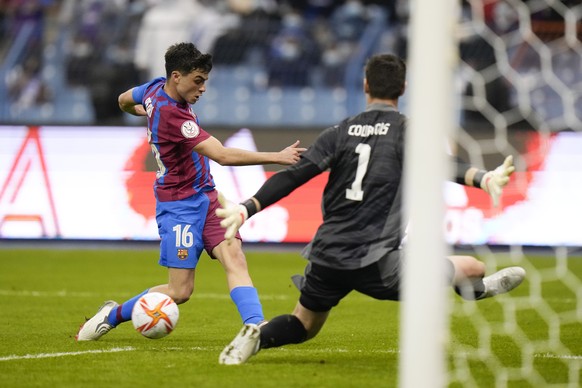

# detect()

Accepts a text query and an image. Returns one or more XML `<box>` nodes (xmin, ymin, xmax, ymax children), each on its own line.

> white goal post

<box><xmin>400</xmin><ymin>0</ymin><xmax>458</xmax><ymax>387</ymax></box>
<box><xmin>401</xmin><ymin>0</ymin><xmax>582</xmax><ymax>387</ymax></box>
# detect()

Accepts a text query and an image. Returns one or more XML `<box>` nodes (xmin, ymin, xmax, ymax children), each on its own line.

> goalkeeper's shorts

<box><xmin>298</xmin><ymin>250</ymin><xmax>456</xmax><ymax>312</ymax></box>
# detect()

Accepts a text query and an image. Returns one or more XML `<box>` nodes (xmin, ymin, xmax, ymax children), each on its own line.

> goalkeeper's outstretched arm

<box><xmin>453</xmin><ymin>155</ymin><xmax>515</xmax><ymax>207</ymax></box>
<box><xmin>216</xmin><ymin>158</ymin><xmax>322</xmax><ymax>240</ymax></box>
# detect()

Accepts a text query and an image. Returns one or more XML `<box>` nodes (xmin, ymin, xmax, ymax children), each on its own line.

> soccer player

<box><xmin>215</xmin><ymin>53</ymin><xmax>526</xmax><ymax>365</ymax></box>
<box><xmin>75</xmin><ymin>42</ymin><xmax>306</xmax><ymax>341</ymax></box>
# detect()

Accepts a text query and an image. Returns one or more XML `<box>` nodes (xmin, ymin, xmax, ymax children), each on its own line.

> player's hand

<box><xmin>480</xmin><ymin>155</ymin><xmax>515</xmax><ymax>207</ymax></box>
<box><xmin>278</xmin><ymin>140</ymin><xmax>307</xmax><ymax>165</ymax></box>
<box><xmin>215</xmin><ymin>192</ymin><xmax>248</xmax><ymax>241</ymax></box>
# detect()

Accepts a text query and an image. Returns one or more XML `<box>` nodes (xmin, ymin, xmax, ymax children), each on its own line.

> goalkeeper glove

<box><xmin>216</xmin><ymin>192</ymin><xmax>248</xmax><ymax>241</ymax></box>
<box><xmin>480</xmin><ymin>155</ymin><xmax>515</xmax><ymax>207</ymax></box>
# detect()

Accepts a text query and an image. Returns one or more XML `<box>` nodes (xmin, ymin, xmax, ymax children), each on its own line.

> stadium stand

<box><xmin>0</xmin><ymin>0</ymin><xmax>578</xmax><ymax>129</ymax></box>
<box><xmin>0</xmin><ymin>0</ymin><xmax>392</xmax><ymax>127</ymax></box>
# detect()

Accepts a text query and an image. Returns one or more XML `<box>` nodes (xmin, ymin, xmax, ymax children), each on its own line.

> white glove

<box><xmin>480</xmin><ymin>155</ymin><xmax>515</xmax><ymax>207</ymax></box>
<box><xmin>215</xmin><ymin>192</ymin><xmax>248</xmax><ymax>241</ymax></box>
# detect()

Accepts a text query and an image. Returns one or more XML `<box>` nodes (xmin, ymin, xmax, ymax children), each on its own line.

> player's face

<box><xmin>175</xmin><ymin>70</ymin><xmax>208</xmax><ymax>104</ymax></box>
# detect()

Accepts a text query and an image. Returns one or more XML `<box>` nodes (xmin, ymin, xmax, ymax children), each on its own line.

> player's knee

<box><xmin>171</xmin><ymin>287</ymin><xmax>194</xmax><ymax>304</ymax></box>
<box><xmin>467</xmin><ymin>259</ymin><xmax>486</xmax><ymax>278</ymax></box>
<box><xmin>452</xmin><ymin>255</ymin><xmax>485</xmax><ymax>279</ymax></box>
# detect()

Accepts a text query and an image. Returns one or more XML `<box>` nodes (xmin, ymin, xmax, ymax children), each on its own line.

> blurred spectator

<box><xmin>2</xmin><ymin>0</ymin><xmax>50</xmax><ymax>43</ymax></box>
<box><xmin>65</xmin><ymin>35</ymin><xmax>96</xmax><ymax>86</ymax></box>
<box><xmin>6</xmin><ymin>54</ymin><xmax>52</xmax><ymax>110</ymax></box>
<box><xmin>310</xmin><ymin>20</ymin><xmax>350</xmax><ymax>87</ymax></box>
<box><xmin>63</xmin><ymin>0</ymin><xmax>118</xmax><ymax>86</ymax></box>
<box><xmin>459</xmin><ymin>3</ymin><xmax>512</xmax><ymax>123</ymax></box>
<box><xmin>362</xmin><ymin>0</ymin><xmax>398</xmax><ymax>24</ymax></box>
<box><xmin>315</xmin><ymin>0</ymin><xmax>379</xmax><ymax>87</ymax></box>
<box><xmin>211</xmin><ymin>0</ymin><xmax>281</xmax><ymax>65</ymax></box>
<box><xmin>134</xmin><ymin>0</ymin><xmax>223</xmax><ymax>81</ymax></box>
<box><xmin>88</xmin><ymin>39</ymin><xmax>140</xmax><ymax>124</ymax></box>
<box><xmin>319</xmin><ymin>41</ymin><xmax>353</xmax><ymax>87</ymax></box>
<box><xmin>281</xmin><ymin>0</ymin><xmax>337</xmax><ymax>21</ymax></box>
<box><xmin>1</xmin><ymin>0</ymin><xmax>54</xmax><ymax>65</ymax></box>
<box><xmin>266</xmin><ymin>9</ymin><xmax>318</xmax><ymax>87</ymax></box>
<box><xmin>330</xmin><ymin>0</ymin><xmax>368</xmax><ymax>42</ymax></box>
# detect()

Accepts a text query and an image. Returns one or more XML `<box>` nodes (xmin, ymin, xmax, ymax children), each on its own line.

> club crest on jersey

<box><xmin>177</xmin><ymin>249</ymin><xmax>188</xmax><ymax>260</ymax></box>
<box><xmin>181</xmin><ymin>120</ymin><xmax>200</xmax><ymax>138</ymax></box>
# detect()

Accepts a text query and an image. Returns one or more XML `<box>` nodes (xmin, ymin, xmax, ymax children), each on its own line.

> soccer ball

<box><xmin>131</xmin><ymin>292</ymin><xmax>179</xmax><ymax>339</ymax></box>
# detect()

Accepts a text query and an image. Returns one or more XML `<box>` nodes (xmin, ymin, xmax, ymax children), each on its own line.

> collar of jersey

<box><xmin>365</xmin><ymin>102</ymin><xmax>398</xmax><ymax>112</ymax></box>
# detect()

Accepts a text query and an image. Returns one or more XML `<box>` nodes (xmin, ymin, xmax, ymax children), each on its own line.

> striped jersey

<box><xmin>132</xmin><ymin>77</ymin><xmax>213</xmax><ymax>202</ymax></box>
<box><xmin>302</xmin><ymin>103</ymin><xmax>407</xmax><ymax>270</ymax></box>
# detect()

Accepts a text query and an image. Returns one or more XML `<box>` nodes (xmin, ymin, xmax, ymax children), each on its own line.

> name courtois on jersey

<box><xmin>348</xmin><ymin>122</ymin><xmax>391</xmax><ymax>137</ymax></box>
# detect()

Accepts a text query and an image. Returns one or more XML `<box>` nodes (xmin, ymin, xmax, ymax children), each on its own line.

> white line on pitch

<box><xmin>103</xmin><ymin>346</ymin><xmax>400</xmax><ymax>354</ymax></box>
<box><xmin>2</xmin><ymin>289</ymin><xmax>576</xmax><ymax>304</ymax></box>
<box><xmin>0</xmin><ymin>290</ymin><xmax>291</xmax><ymax>300</ymax></box>
<box><xmin>535</xmin><ymin>353</ymin><xmax>582</xmax><ymax>360</ymax></box>
<box><xmin>0</xmin><ymin>347</ymin><xmax>136</xmax><ymax>361</ymax></box>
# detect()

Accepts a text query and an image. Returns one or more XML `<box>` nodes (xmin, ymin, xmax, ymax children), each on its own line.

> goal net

<box><xmin>403</xmin><ymin>0</ymin><xmax>582</xmax><ymax>387</ymax></box>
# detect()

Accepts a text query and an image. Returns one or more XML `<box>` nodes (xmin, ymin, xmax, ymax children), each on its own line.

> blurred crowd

<box><xmin>1</xmin><ymin>0</ymin><xmax>400</xmax><ymax>123</ymax></box>
<box><xmin>1</xmin><ymin>0</ymin><xmax>579</xmax><ymax>126</ymax></box>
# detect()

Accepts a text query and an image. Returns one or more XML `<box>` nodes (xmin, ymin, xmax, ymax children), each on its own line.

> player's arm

<box><xmin>453</xmin><ymin>155</ymin><xmax>515</xmax><ymax>207</ymax></box>
<box><xmin>216</xmin><ymin>158</ymin><xmax>322</xmax><ymax>240</ymax></box>
<box><xmin>118</xmin><ymin>88</ymin><xmax>147</xmax><ymax>116</ymax></box>
<box><xmin>193</xmin><ymin>136</ymin><xmax>306</xmax><ymax>166</ymax></box>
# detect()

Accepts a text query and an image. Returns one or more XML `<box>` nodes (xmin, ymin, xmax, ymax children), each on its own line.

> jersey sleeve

<box><xmin>132</xmin><ymin>77</ymin><xmax>165</xmax><ymax>104</ymax></box>
<box><xmin>301</xmin><ymin>125</ymin><xmax>339</xmax><ymax>171</ymax></box>
<box><xmin>160</xmin><ymin>106</ymin><xmax>211</xmax><ymax>147</ymax></box>
<box><xmin>254</xmin><ymin>158</ymin><xmax>323</xmax><ymax>210</ymax></box>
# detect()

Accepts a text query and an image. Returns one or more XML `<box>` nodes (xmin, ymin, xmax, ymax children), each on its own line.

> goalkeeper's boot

<box><xmin>219</xmin><ymin>324</ymin><xmax>261</xmax><ymax>365</ymax></box>
<box><xmin>481</xmin><ymin>267</ymin><xmax>526</xmax><ymax>299</ymax></box>
<box><xmin>75</xmin><ymin>300</ymin><xmax>118</xmax><ymax>341</ymax></box>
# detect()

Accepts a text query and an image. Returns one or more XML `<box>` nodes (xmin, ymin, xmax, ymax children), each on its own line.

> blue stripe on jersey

<box><xmin>150</xmin><ymin>100</ymin><xmax>168</xmax><ymax>185</ymax></box>
<box><xmin>191</xmin><ymin>151</ymin><xmax>210</xmax><ymax>192</ymax></box>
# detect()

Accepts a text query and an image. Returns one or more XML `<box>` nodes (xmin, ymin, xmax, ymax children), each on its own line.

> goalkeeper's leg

<box><xmin>261</xmin><ymin>302</ymin><xmax>329</xmax><ymax>348</ymax></box>
<box><xmin>219</xmin><ymin>302</ymin><xmax>328</xmax><ymax>365</ymax></box>
<box><xmin>448</xmin><ymin>255</ymin><xmax>526</xmax><ymax>300</ymax></box>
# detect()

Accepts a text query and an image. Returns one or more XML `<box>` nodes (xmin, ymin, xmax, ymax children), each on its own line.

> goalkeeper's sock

<box><xmin>259</xmin><ymin>314</ymin><xmax>307</xmax><ymax>349</ymax></box>
<box><xmin>454</xmin><ymin>278</ymin><xmax>486</xmax><ymax>300</ymax></box>
<box><xmin>230</xmin><ymin>286</ymin><xmax>264</xmax><ymax>325</ymax></box>
<box><xmin>107</xmin><ymin>289</ymin><xmax>149</xmax><ymax>327</ymax></box>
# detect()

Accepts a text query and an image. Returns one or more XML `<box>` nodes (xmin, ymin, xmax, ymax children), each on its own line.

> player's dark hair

<box><xmin>164</xmin><ymin>42</ymin><xmax>213</xmax><ymax>77</ymax></box>
<box><xmin>365</xmin><ymin>54</ymin><xmax>406</xmax><ymax>100</ymax></box>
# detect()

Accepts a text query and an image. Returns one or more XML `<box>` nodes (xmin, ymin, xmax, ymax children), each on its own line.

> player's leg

<box><xmin>149</xmin><ymin>268</ymin><xmax>195</xmax><ymax>304</ymax></box>
<box><xmin>261</xmin><ymin>302</ymin><xmax>330</xmax><ymax>346</ymax></box>
<box><xmin>76</xmin><ymin>264</ymin><xmax>197</xmax><ymax>343</ymax></box>
<box><xmin>76</xmin><ymin>197</ymin><xmax>203</xmax><ymax>341</ymax></box>
<box><xmin>106</xmin><ymin>196</ymin><xmax>203</xmax><ymax>326</ymax></box>
<box><xmin>448</xmin><ymin>255</ymin><xmax>526</xmax><ymax>300</ymax></box>
<box><xmin>75</xmin><ymin>300</ymin><xmax>119</xmax><ymax>341</ymax></box>
<box><xmin>106</xmin><ymin>268</ymin><xmax>195</xmax><ymax>327</ymax></box>
<box><xmin>211</xmin><ymin>238</ymin><xmax>264</xmax><ymax>324</ymax></box>
<box><xmin>274</xmin><ymin>261</ymin><xmax>346</xmax><ymax>343</ymax></box>
<box><xmin>219</xmin><ymin>302</ymin><xmax>329</xmax><ymax>365</ymax></box>
<box><xmin>448</xmin><ymin>255</ymin><xmax>487</xmax><ymax>300</ymax></box>
<box><xmin>204</xmin><ymin>190</ymin><xmax>264</xmax><ymax>325</ymax></box>
<box><xmin>219</xmin><ymin>262</ymin><xmax>343</xmax><ymax>365</ymax></box>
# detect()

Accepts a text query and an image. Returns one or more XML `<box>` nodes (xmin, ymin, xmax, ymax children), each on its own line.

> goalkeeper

<box><xmin>216</xmin><ymin>54</ymin><xmax>525</xmax><ymax>365</ymax></box>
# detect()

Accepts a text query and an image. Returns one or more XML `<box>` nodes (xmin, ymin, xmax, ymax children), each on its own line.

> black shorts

<box><xmin>299</xmin><ymin>250</ymin><xmax>403</xmax><ymax>312</ymax></box>
<box><xmin>298</xmin><ymin>250</ymin><xmax>456</xmax><ymax>312</ymax></box>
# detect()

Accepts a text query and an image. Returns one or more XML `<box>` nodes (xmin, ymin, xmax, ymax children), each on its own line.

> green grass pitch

<box><xmin>0</xmin><ymin>246</ymin><xmax>580</xmax><ymax>387</ymax></box>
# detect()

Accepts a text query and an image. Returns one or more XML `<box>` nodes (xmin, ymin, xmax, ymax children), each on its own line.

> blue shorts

<box><xmin>156</xmin><ymin>190</ymin><xmax>240</xmax><ymax>269</ymax></box>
